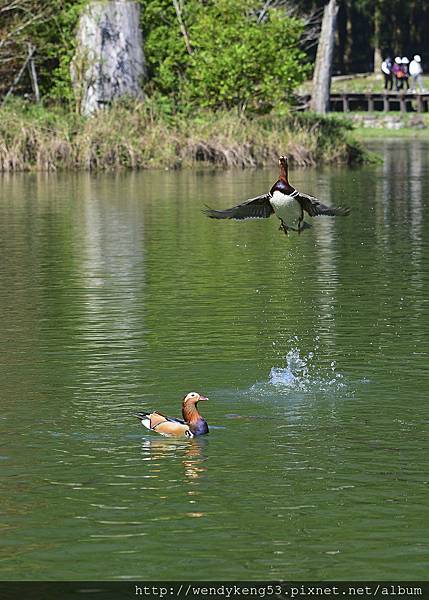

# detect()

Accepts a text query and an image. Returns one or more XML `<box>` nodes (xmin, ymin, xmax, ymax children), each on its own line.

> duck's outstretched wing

<box><xmin>203</xmin><ymin>193</ymin><xmax>274</xmax><ymax>220</ymax></box>
<box><xmin>296</xmin><ymin>192</ymin><xmax>350</xmax><ymax>217</ymax></box>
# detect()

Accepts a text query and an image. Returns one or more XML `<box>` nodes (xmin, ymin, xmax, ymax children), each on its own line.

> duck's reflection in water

<box><xmin>140</xmin><ymin>437</ymin><xmax>208</xmax><ymax>485</ymax></box>
<box><xmin>182</xmin><ymin>438</ymin><xmax>208</xmax><ymax>482</ymax></box>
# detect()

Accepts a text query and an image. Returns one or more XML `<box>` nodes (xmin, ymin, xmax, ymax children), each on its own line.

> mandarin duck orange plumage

<box><xmin>134</xmin><ymin>392</ymin><xmax>209</xmax><ymax>438</ymax></box>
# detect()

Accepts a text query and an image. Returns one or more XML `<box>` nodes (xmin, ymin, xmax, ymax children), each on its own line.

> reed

<box><xmin>0</xmin><ymin>99</ymin><xmax>367</xmax><ymax>172</ymax></box>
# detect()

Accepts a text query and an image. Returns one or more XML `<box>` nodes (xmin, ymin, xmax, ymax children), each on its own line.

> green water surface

<box><xmin>0</xmin><ymin>140</ymin><xmax>428</xmax><ymax>580</ymax></box>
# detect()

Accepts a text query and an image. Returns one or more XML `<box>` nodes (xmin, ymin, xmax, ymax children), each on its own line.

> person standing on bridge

<box><xmin>401</xmin><ymin>57</ymin><xmax>410</xmax><ymax>91</ymax></box>
<box><xmin>381</xmin><ymin>57</ymin><xmax>393</xmax><ymax>90</ymax></box>
<box><xmin>409</xmin><ymin>55</ymin><xmax>427</xmax><ymax>93</ymax></box>
<box><xmin>392</xmin><ymin>57</ymin><xmax>403</xmax><ymax>91</ymax></box>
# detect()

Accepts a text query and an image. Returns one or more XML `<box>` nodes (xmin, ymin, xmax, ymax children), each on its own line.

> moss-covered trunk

<box><xmin>71</xmin><ymin>0</ymin><xmax>145</xmax><ymax>115</ymax></box>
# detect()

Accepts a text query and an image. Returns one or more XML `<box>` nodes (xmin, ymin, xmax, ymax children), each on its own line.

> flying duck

<box><xmin>203</xmin><ymin>156</ymin><xmax>350</xmax><ymax>235</ymax></box>
<box><xmin>134</xmin><ymin>392</ymin><xmax>209</xmax><ymax>438</ymax></box>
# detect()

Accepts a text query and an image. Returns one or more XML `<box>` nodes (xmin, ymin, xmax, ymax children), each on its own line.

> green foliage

<box><xmin>35</xmin><ymin>0</ymin><xmax>87</xmax><ymax>102</ymax></box>
<box><xmin>4</xmin><ymin>0</ymin><xmax>429</xmax><ymax>107</ymax></box>
<box><xmin>142</xmin><ymin>0</ymin><xmax>310</xmax><ymax>113</ymax></box>
<box><xmin>0</xmin><ymin>0</ymin><xmax>86</xmax><ymax>103</ymax></box>
<box><xmin>2</xmin><ymin>0</ymin><xmax>309</xmax><ymax>112</ymax></box>
<box><xmin>142</xmin><ymin>1</ymin><xmax>189</xmax><ymax>100</ymax></box>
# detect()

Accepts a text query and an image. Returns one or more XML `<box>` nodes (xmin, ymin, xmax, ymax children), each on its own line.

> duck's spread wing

<box><xmin>296</xmin><ymin>192</ymin><xmax>350</xmax><ymax>217</ymax></box>
<box><xmin>203</xmin><ymin>193</ymin><xmax>274</xmax><ymax>220</ymax></box>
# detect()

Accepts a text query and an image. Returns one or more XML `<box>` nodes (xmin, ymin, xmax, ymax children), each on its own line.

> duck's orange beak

<box><xmin>198</xmin><ymin>395</ymin><xmax>209</xmax><ymax>401</ymax></box>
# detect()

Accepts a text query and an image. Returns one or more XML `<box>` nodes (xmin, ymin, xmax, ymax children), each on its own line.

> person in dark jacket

<box><xmin>392</xmin><ymin>57</ymin><xmax>403</xmax><ymax>91</ymax></box>
<box><xmin>401</xmin><ymin>57</ymin><xmax>410</xmax><ymax>91</ymax></box>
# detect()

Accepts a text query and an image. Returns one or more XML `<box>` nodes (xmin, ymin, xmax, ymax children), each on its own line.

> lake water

<box><xmin>0</xmin><ymin>140</ymin><xmax>428</xmax><ymax>581</ymax></box>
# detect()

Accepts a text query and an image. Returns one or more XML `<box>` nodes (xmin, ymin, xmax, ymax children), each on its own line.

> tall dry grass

<box><xmin>0</xmin><ymin>99</ymin><xmax>366</xmax><ymax>172</ymax></box>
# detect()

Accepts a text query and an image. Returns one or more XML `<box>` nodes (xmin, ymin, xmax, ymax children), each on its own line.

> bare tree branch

<box><xmin>0</xmin><ymin>1</ymin><xmax>50</xmax><ymax>52</ymax></box>
<box><xmin>257</xmin><ymin>0</ymin><xmax>274</xmax><ymax>23</ymax></box>
<box><xmin>27</xmin><ymin>42</ymin><xmax>39</xmax><ymax>102</ymax></box>
<box><xmin>2</xmin><ymin>42</ymin><xmax>34</xmax><ymax>103</ymax></box>
<box><xmin>254</xmin><ymin>0</ymin><xmax>322</xmax><ymax>50</ymax></box>
<box><xmin>0</xmin><ymin>0</ymin><xmax>52</xmax><ymax>98</ymax></box>
<box><xmin>172</xmin><ymin>0</ymin><xmax>193</xmax><ymax>55</ymax></box>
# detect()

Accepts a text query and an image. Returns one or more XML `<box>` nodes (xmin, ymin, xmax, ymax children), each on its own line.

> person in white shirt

<box><xmin>409</xmin><ymin>55</ymin><xmax>427</xmax><ymax>93</ymax></box>
<box><xmin>381</xmin><ymin>57</ymin><xmax>393</xmax><ymax>90</ymax></box>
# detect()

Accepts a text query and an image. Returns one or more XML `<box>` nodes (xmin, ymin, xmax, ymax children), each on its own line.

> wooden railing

<box><xmin>300</xmin><ymin>92</ymin><xmax>429</xmax><ymax>112</ymax></box>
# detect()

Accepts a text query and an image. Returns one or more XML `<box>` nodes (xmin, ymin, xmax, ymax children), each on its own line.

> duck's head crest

<box><xmin>183</xmin><ymin>392</ymin><xmax>208</xmax><ymax>406</ymax></box>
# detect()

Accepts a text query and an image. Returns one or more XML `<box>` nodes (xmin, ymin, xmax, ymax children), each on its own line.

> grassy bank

<box><xmin>0</xmin><ymin>100</ymin><xmax>367</xmax><ymax>172</ymax></box>
<box><xmin>354</xmin><ymin>127</ymin><xmax>429</xmax><ymax>139</ymax></box>
<box><xmin>327</xmin><ymin>111</ymin><xmax>429</xmax><ymax>140</ymax></box>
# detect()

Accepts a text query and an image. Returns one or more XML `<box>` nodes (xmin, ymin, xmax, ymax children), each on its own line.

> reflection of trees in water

<box><xmin>408</xmin><ymin>143</ymin><xmax>425</xmax><ymax>321</ymax></box>
<box><xmin>78</xmin><ymin>173</ymin><xmax>145</xmax><ymax>346</ymax></box>
<box><xmin>378</xmin><ymin>140</ymin><xmax>425</xmax><ymax>276</ymax></box>
<box><xmin>377</xmin><ymin>140</ymin><xmax>425</xmax><ymax>237</ymax></box>
<box><xmin>372</xmin><ymin>140</ymin><xmax>428</xmax><ymax>340</ymax></box>
<box><xmin>408</xmin><ymin>142</ymin><xmax>424</xmax><ymax>246</ymax></box>
<box><xmin>314</xmin><ymin>176</ymin><xmax>338</xmax><ymax>349</ymax></box>
<box><xmin>69</xmin><ymin>174</ymin><xmax>148</xmax><ymax>411</ymax></box>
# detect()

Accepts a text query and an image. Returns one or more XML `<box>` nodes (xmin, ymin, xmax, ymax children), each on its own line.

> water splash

<box><xmin>251</xmin><ymin>344</ymin><xmax>346</xmax><ymax>398</ymax></box>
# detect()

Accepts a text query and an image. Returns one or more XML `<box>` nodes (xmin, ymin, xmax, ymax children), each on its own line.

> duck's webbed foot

<box><xmin>296</xmin><ymin>209</ymin><xmax>305</xmax><ymax>234</ymax></box>
<box><xmin>278</xmin><ymin>220</ymin><xmax>289</xmax><ymax>236</ymax></box>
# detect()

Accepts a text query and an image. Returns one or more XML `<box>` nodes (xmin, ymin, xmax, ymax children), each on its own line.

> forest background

<box><xmin>1</xmin><ymin>0</ymin><xmax>427</xmax><ymax>170</ymax></box>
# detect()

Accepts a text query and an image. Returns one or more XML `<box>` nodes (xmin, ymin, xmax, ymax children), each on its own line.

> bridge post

<box><xmin>383</xmin><ymin>94</ymin><xmax>389</xmax><ymax>112</ymax></box>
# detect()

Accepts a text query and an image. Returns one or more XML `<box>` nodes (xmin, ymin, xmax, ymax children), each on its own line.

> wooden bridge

<box><xmin>301</xmin><ymin>92</ymin><xmax>429</xmax><ymax>113</ymax></box>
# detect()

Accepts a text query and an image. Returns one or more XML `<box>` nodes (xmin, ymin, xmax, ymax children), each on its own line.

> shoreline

<box><xmin>2</xmin><ymin>100</ymin><xmax>426</xmax><ymax>174</ymax></box>
<box><xmin>354</xmin><ymin>128</ymin><xmax>429</xmax><ymax>140</ymax></box>
<box><xmin>0</xmin><ymin>101</ymin><xmax>367</xmax><ymax>173</ymax></box>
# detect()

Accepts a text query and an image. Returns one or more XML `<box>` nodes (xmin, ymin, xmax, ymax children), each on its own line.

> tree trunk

<box><xmin>310</xmin><ymin>0</ymin><xmax>338</xmax><ymax>114</ymax></box>
<box><xmin>28</xmin><ymin>43</ymin><xmax>40</xmax><ymax>103</ymax></box>
<box><xmin>336</xmin><ymin>1</ymin><xmax>346</xmax><ymax>74</ymax></box>
<box><xmin>71</xmin><ymin>0</ymin><xmax>145</xmax><ymax>116</ymax></box>
<box><xmin>373</xmin><ymin>47</ymin><xmax>382</xmax><ymax>74</ymax></box>
<box><xmin>373</xmin><ymin>0</ymin><xmax>382</xmax><ymax>73</ymax></box>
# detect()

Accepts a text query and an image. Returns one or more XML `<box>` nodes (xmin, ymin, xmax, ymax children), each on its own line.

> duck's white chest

<box><xmin>270</xmin><ymin>191</ymin><xmax>300</xmax><ymax>225</ymax></box>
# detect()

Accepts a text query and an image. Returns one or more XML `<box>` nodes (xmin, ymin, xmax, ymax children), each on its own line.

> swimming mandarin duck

<box><xmin>134</xmin><ymin>392</ymin><xmax>209</xmax><ymax>438</ymax></box>
<box><xmin>204</xmin><ymin>156</ymin><xmax>350</xmax><ymax>235</ymax></box>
